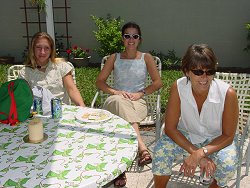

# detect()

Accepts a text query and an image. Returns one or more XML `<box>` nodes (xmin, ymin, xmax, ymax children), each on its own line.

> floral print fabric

<box><xmin>152</xmin><ymin>131</ymin><xmax>238</xmax><ymax>187</ymax></box>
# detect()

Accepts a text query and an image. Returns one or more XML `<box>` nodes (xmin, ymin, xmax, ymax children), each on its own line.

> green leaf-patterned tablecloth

<box><xmin>0</xmin><ymin>105</ymin><xmax>138</xmax><ymax>188</ymax></box>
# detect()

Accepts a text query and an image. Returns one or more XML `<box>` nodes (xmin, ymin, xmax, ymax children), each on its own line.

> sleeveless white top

<box><xmin>177</xmin><ymin>77</ymin><xmax>230</xmax><ymax>144</ymax></box>
<box><xmin>114</xmin><ymin>53</ymin><xmax>147</xmax><ymax>92</ymax></box>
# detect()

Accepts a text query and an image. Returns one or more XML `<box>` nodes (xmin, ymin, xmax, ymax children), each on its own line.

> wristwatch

<box><xmin>202</xmin><ymin>146</ymin><xmax>208</xmax><ymax>156</ymax></box>
<box><xmin>139</xmin><ymin>89</ymin><xmax>146</xmax><ymax>96</ymax></box>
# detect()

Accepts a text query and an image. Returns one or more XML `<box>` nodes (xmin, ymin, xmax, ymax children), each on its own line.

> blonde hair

<box><xmin>25</xmin><ymin>32</ymin><xmax>65</xmax><ymax>68</ymax></box>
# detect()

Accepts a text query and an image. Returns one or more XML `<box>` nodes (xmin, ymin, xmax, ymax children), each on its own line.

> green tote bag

<box><xmin>0</xmin><ymin>79</ymin><xmax>33</xmax><ymax>125</ymax></box>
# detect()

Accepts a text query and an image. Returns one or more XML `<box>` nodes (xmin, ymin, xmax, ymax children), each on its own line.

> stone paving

<box><xmin>104</xmin><ymin>130</ymin><xmax>250</xmax><ymax>188</ymax></box>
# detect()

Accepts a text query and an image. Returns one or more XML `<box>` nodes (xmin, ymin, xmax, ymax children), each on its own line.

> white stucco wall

<box><xmin>0</xmin><ymin>0</ymin><xmax>250</xmax><ymax>68</ymax></box>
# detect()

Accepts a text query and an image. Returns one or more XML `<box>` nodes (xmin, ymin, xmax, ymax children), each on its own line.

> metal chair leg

<box><xmin>245</xmin><ymin>143</ymin><xmax>250</xmax><ymax>176</ymax></box>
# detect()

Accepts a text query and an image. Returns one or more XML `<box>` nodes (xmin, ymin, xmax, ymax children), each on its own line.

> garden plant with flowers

<box><xmin>66</xmin><ymin>45</ymin><xmax>91</xmax><ymax>59</ymax></box>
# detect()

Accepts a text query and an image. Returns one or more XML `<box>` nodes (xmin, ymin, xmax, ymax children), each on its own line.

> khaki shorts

<box><xmin>103</xmin><ymin>95</ymin><xmax>147</xmax><ymax>123</ymax></box>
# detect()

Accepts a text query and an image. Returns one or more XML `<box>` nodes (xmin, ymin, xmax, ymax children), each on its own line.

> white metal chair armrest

<box><xmin>91</xmin><ymin>90</ymin><xmax>100</xmax><ymax>108</ymax></box>
<box><xmin>7</xmin><ymin>65</ymin><xmax>25</xmax><ymax>81</ymax></box>
<box><xmin>235</xmin><ymin>115</ymin><xmax>250</xmax><ymax>188</ymax></box>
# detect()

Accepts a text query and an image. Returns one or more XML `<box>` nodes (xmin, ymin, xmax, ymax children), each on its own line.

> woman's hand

<box><xmin>113</xmin><ymin>90</ymin><xmax>132</xmax><ymax>99</ymax></box>
<box><xmin>179</xmin><ymin>153</ymin><xmax>201</xmax><ymax>177</ymax></box>
<box><xmin>129</xmin><ymin>92</ymin><xmax>144</xmax><ymax>100</ymax></box>
<box><xmin>113</xmin><ymin>90</ymin><xmax>143</xmax><ymax>100</ymax></box>
<box><xmin>179</xmin><ymin>148</ymin><xmax>208</xmax><ymax>177</ymax></box>
<box><xmin>199</xmin><ymin>157</ymin><xmax>216</xmax><ymax>178</ymax></box>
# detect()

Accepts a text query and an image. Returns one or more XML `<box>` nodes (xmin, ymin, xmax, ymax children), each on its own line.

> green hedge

<box><xmin>0</xmin><ymin>64</ymin><xmax>182</xmax><ymax>110</ymax></box>
<box><xmin>75</xmin><ymin>67</ymin><xmax>100</xmax><ymax>106</ymax></box>
<box><xmin>0</xmin><ymin>64</ymin><xmax>10</xmax><ymax>84</ymax></box>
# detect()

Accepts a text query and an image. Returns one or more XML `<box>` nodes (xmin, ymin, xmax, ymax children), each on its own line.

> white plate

<box><xmin>75</xmin><ymin>108</ymin><xmax>113</xmax><ymax>123</ymax></box>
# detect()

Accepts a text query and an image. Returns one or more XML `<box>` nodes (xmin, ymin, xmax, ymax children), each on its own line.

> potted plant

<box><xmin>66</xmin><ymin>45</ymin><xmax>91</xmax><ymax>67</ymax></box>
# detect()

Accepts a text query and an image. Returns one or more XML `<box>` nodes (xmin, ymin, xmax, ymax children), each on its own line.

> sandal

<box><xmin>114</xmin><ymin>172</ymin><xmax>127</xmax><ymax>187</ymax></box>
<box><xmin>138</xmin><ymin>149</ymin><xmax>152</xmax><ymax>166</ymax></box>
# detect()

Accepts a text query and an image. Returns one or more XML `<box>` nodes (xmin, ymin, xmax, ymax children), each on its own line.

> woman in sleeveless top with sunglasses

<box><xmin>152</xmin><ymin>44</ymin><xmax>239</xmax><ymax>188</ymax></box>
<box><xmin>96</xmin><ymin>22</ymin><xmax>162</xmax><ymax>187</ymax></box>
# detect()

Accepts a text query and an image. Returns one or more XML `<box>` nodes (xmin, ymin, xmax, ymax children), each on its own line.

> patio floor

<box><xmin>104</xmin><ymin>130</ymin><xmax>250</xmax><ymax>188</ymax></box>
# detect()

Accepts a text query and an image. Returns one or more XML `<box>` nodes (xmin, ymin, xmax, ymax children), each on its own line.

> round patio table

<box><xmin>0</xmin><ymin>105</ymin><xmax>138</xmax><ymax>188</ymax></box>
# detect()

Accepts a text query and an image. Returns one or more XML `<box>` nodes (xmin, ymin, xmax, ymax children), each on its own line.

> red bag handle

<box><xmin>8</xmin><ymin>82</ymin><xmax>18</xmax><ymax>125</ymax></box>
<box><xmin>0</xmin><ymin>82</ymin><xmax>18</xmax><ymax>126</ymax></box>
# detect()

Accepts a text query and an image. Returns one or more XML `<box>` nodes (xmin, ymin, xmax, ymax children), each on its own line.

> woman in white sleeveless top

<box><xmin>96</xmin><ymin>22</ymin><xmax>162</xmax><ymax>187</ymax></box>
<box><xmin>152</xmin><ymin>44</ymin><xmax>239</xmax><ymax>188</ymax></box>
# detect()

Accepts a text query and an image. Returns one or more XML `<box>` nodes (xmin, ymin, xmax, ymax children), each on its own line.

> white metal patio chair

<box><xmin>7</xmin><ymin>62</ymin><xmax>76</xmax><ymax>84</ymax></box>
<box><xmin>160</xmin><ymin>72</ymin><xmax>250</xmax><ymax>188</ymax></box>
<box><xmin>91</xmin><ymin>55</ymin><xmax>162</xmax><ymax>139</ymax></box>
<box><xmin>215</xmin><ymin>72</ymin><xmax>250</xmax><ymax>188</ymax></box>
<box><xmin>7</xmin><ymin>65</ymin><xmax>25</xmax><ymax>81</ymax></box>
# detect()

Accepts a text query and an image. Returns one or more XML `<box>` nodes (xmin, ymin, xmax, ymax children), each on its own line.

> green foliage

<box><xmin>91</xmin><ymin>14</ymin><xmax>125</xmax><ymax>57</ymax></box>
<box><xmin>66</xmin><ymin>45</ymin><xmax>90</xmax><ymax>59</ymax></box>
<box><xmin>244</xmin><ymin>23</ymin><xmax>250</xmax><ymax>52</ymax></box>
<box><xmin>0</xmin><ymin>64</ymin><xmax>183</xmax><ymax>111</ymax></box>
<box><xmin>75</xmin><ymin>67</ymin><xmax>100</xmax><ymax>106</ymax></box>
<box><xmin>150</xmin><ymin>50</ymin><xmax>181</xmax><ymax>70</ymax></box>
<box><xmin>0</xmin><ymin>64</ymin><xmax>10</xmax><ymax>87</ymax></box>
<box><xmin>29</xmin><ymin>0</ymin><xmax>46</xmax><ymax>13</ymax></box>
<box><xmin>161</xmin><ymin>70</ymin><xmax>183</xmax><ymax>111</ymax></box>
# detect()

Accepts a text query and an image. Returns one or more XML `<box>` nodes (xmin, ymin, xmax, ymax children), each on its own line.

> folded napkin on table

<box><xmin>32</xmin><ymin>86</ymin><xmax>55</xmax><ymax>116</ymax></box>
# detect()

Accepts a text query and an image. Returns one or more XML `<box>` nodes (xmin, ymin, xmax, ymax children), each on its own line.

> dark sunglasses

<box><xmin>123</xmin><ymin>34</ymin><xmax>141</xmax><ymax>40</ymax></box>
<box><xmin>191</xmin><ymin>69</ymin><xmax>216</xmax><ymax>76</ymax></box>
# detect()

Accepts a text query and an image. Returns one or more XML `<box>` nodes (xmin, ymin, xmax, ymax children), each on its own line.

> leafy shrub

<box><xmin>150</xmin><ymin>50</ymin><xmax>181</xmax><ymax>70</ymax></box>
<box><xmin>0</xmin><ymin>64</ymin><xmax>10</xmax><ymax>87</ymax></box>
<box><xmin>75</xmin><ymin>67</ymin><xmax>100</xmax><ymax>106</ymax></box>
<box><xmin>91</xmin><ymin>14</ymin><xmax>125</xmax><ymax>57</ymax></box>
<box><xmin>161</xmin><ymin>70</ymin><xmax>183</xmax><ymax>111</ymax></box>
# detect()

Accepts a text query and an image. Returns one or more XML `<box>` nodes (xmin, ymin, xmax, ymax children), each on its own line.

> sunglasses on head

<box><xmin>123</xmin><ymin>34</ymin><xmax>141</xmax><ymax>40</ymax></box>
<box><xmin>191</xmin><ymin>69</ymin><xmax>216</xmax><ymax>76</ymax></box>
